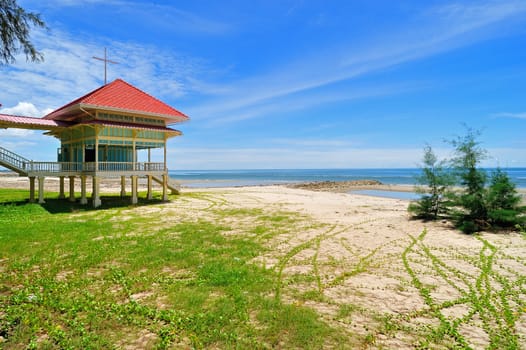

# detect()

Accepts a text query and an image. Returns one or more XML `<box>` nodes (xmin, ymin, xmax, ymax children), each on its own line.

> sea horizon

<box><xmin>169</xmin><ymin>167</ymin><xmax>526</xmax><ymax>189</ymax></box>
<box><xmin>1</xmin><ymin>167</ymin><xmax>524</xmax><ymax>189</ymax></box>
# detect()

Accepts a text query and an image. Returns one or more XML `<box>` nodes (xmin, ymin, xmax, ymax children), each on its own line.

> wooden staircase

<box><xmin>152</xmin><ymin>175</ymin><xmax>181</xmax><ymax>194</ymax></box>
<box><xmin>0</xmin><ymin>146</ymin><xmax>29</xmax><ymax>176</ymax></box>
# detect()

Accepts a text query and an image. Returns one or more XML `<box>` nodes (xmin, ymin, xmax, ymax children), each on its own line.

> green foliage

<box><xmin>486</xmin><ymin>168</ymin><xmax>525</xmax><ymax>228</ymax></box>
<box><xmin>449</xmin><ymin>127</ymin><xmax>488</xmax><ymax>175</ymax></box>
<box><xmin>0</xmin><ymin>0</ymin><xmax>46</xmax><ymax>64</ymax></box>
<box><xmin>408</xmin><ymin>196</ymin><xmax>435</xmax><ymax>220</ymax></box>
<box><xmin>409</xmin><ymin>145</ymin><xmax>454</xmax><ymax>220</ymax></box>
<box><xmin>449</xmin><ymin>127</ymin><xmax>489</xmax><ymax>232</ymax></box>
<box><xmin>402</xmin><ymin>229</ymin><xmax>526</xmax><ymax>348</ymax></box>
<box><xmin>410</xmin><ymin>127</ymin><xmax>525</xmax><ymax>234</ymax></box>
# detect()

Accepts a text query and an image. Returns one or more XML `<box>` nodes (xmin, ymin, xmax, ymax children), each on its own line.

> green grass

<box><xmin>0</xmin><ymin>189</ymin><xmax>346</xmax><ymax>349</ymax></box>
<box><xmin>400</xmin><ymin>229</ymin><xmax>526</xmax><ymax>349</ymax></box>
<box><xmin>3</xmin><ymin>188</ymin><xmax>524</xmax><ymax>349</ymax></box>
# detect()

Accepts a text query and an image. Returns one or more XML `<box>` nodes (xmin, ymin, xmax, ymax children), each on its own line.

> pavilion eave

<box><xmin>0</xmin><ymin>113</ymin><xmax>71</xmax><ymax>131</ymax></box>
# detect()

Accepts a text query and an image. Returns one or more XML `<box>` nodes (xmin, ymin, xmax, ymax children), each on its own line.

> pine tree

<box><xmin>448</xmin><ymin>127</ymin><xmax>488</xmax><ymax>233</ymax></box>
<box><xmin>409</xmin><ymin>145</ymin><xmax>454</xmax><ymax>220</ymax></box>
<box><xmin>409</xmin><ymin>126</ymin><xmax>525</xmax><ymax>234</ymax></box>
<box><xmin>0</xmin><ymin>0</ymin><xmax>45</xmax><ymax>64</ymax></box>
<box><xmin>486</xmin><ymin>168</ymin><xmax>525</xmax><ymax>228</ymax></box>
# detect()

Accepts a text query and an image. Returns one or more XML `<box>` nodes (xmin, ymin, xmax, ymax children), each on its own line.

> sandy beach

<box><xmin>184</xmin><ymin>186</ymin><xmax>525</xmax><ymax>348</ymax></box>
<box><xmin>1</xmin><ymin>173</ymin><xmax>525</xmax><ymax>348</ymax></box>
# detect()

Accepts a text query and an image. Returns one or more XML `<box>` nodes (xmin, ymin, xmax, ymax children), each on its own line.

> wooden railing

<box><xmin>26</xmin><ymin>162</ymin><xmax>165</xmax><ymax>174</ymax></box>
<box><xmin>95</xmin><ymin>162</ymin><xmax>165</xmax><ymax>172</ymax></box>
<box><xmin>0</xmin><ymin>146</ymin><xmax>31</xmax><ymax>174</ymax></box>
<box><xmin>1</xmin><ymin>146</ymin><xmax>165</xmax><ymax>176</ymax></box>
<box><xmin>29</xmin><ymin>162</ymin><xmax>83</xmax><ymax>173</ymax></box>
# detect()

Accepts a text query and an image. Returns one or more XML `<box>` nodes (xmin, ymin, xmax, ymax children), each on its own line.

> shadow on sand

<box><xmin>0</xmin><ymin>193</ymin><xmax>168</xmax><ymax>214</ymax></box>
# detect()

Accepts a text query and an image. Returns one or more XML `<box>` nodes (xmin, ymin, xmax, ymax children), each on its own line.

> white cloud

<box><xmin>182</xmin><ymin>0</ymin><xmax>526</xmax><ymax>124</ymax></box>
<box><xmin>493</xmin><ymin>112</ymin><xmax>526</xmax><ymax>119</ymax></box>
<box><xmin>483</xmin><ymin>147</ymin><xmax>526</xmax><ymax>167</ymax></box>
<box><xmin>0</xmin><ymin>101</ymin><xmax>46</xmax><ymax>117</ymax></box>
<box><xmin>0</xmin><ymin>140</ymin><xmax>38</xmax><ymax>150</ymax></box>
<box><xmin>4</xmin><ymin>1</ymin><xmax>526</xmax><ymax>170</ymax></box>
<box><xmin>0</xmin><ymin>102</ymin><xmax>54</xmax><ymax>142</ymax></box>
<box><xmin>166</xmin><ymin>145</ymin><xmax>526</xmax><ymax>170</ymax></box>
<box><xmin>56</xmin><ymin>0</ymin><xmax>121</xmax><ymax>4</ymax></box>
<box><xmin>168</xmin><ymin>147</ymin><xmax>425</xmax><ymax>170</ymax></box>
<box><xmin>190</xmin><ymin>81</ymin><xmax>425</xmax><ymax>125</ymax></box>
<box><xmin>0</xmin><ymin>102</ymin><xmax>58</xmax><ymax>160</ymax></box>
<box><xmin>0</xmin><ymin>131</ymin><xmax>58</xmax><ymax>162</ymax></box>
<box><xmin>0</xmin><ymin>29</ymin><xmax>208</xmax><ymax>112</ymax></box>
<box><xmin>140</xmin><ymin>5</ymin><xmax>234</xmax><ymax>36</ymax></box>
<box><xmin>35</xmin><ymin>0</ymin><xmax>234</xmax><ymax>36</ymax></box>
<box><xmin>7</xmin><ymin>1</ymin><xmax>525</xmax><ymax>127</ymax></box>
<box><xmin>1</xmin><ymin>36</ymin><xmax>102</xmax><ymax>109</ymax></box>
<box><xmin>0</xmin><ymin>129</ymin><xmax>35</xmax><ymax>137</ymax></box>
<box><xmin>270</xmin><ymin>138</ymin><xmax>359</xmax><ymax>148</ymax></box>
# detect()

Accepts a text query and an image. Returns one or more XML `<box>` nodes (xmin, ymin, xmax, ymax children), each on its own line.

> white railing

<box><xmin>92</xmin><ymin>162</ymin><xmax>133</xmax><ymax>172</ymax></box>
<box><xmin>138</xmin><ymin>162</ymin><xmax>166</xmax><ymax>172</ymax></box>
<box><xmin>29</xmin><ymin>162</ymin><xmax>83</xmax><ymax>173</ymax></box>
<box><xmin>26</xmin><ymin>162</ymin><xmax>165</xmax><ymax>174</ymax></box>
<box><xmin>0</xmin><ymin>146</ymin><xmax>31</xmax><ymax>173</ymax></box>
<box><xmin>95</xmin><ymin>162</ymin><xmax>165</xmax><ymax>172</ymax></box>
<box><xmin>1</xmin><ymin>146</ymin><xmax>165</xmax><ymax>175</ymax></box>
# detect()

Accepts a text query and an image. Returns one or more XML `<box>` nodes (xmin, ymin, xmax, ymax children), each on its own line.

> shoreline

<box><xmin>0</xmin><ymin>172</ymin><xmax>525</xmax><ymax>200</ymax></box>
<box><xmin>0</xmin><ymin>173</ymin><xmax>419</xmax><ymax>193</ymax></box>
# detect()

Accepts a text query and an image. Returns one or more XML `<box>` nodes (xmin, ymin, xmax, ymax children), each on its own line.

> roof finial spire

<box><xmin>92</xmin><ymin>48</ymin><xmax>119</xmax><ymax>84</ymax></box>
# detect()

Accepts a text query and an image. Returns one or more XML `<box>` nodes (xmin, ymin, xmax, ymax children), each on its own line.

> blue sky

<box><xmin>1</xmin><ymin>0</ymin><xmax>526</xmax><ymax>169</ymax></box>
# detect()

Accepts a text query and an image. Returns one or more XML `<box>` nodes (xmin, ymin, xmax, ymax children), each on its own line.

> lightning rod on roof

<box><xmin>92</xmin><ymin>48</ymin><xmax>119</xmax><ymax>84</ymax></box>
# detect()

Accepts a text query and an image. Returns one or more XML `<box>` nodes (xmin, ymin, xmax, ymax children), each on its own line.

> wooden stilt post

<box><xmin>163</xmin><ymin>137</ymin><xmax>167</xmax><ymax>172</ymax></box>
<box><xmin>147</xmin><ymin>175</ymin><xmax>153</xmax><ymax>200</ymax></box>
<box><xmin>80</xmin><ymin>176</ymin><xmax>88</xmax><ymax>205</ymax></box>
<box><xmin>162</xmin><ymin>136</ymin><xmax>169</xmax><ymax>202</ymax></box>
<box><xmin>59</xmin><ymin>176</ymin><xmax>66</xmax><ymax>199</ymax></box>
<box><xmin>29</xmin><ymin>177</ymin><xmax>36</xmax><ymax>203</ymax></box>
<box><xmin>120</xmin><ymin>176</ymin><xmax>126</xmax><ymax>197</ymax></box>
<box><xmin>162</xmin><ymin>173</ymin><xmax>168</xmax><ymax>201</ymax></box>
<box><xmin>132</xmin><ymin>130</ymin><xmax>137</xmax><ymax>171</ymax></box>
<box><xmin>68</xmin><ymin>176</ymin><xmax>76</xmax><ymax>202</ymax></box>
<box><xmin>131</xmin><ymin>175</ymin><xmax>138</xmax><ymax>204</ymax></box>
<box><xmin>38</xmin><ymin>176</ymin><xmax>45</xmax><ymax>204</ymax></box>
<box><xmin>92</xmin><ymin>176</ymin><xmax>101</xmax><ymax>208</ymax></box>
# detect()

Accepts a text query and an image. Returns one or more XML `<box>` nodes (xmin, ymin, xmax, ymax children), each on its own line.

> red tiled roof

<box><xmin>0</xmin><ymin>113</ymin><xmax>69</xmax><ymax>129</ymax></box>
<box><xmin>44</xmin><ymin>79</ymin><xmax>189</xmax><ymax>124</ymax></box>
<box><xmin>82</xmin><ymin>120</ymin><xmax>182</xmax><ymax>136</ymax></box>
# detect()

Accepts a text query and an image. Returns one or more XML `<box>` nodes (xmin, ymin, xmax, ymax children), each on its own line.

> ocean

<box><xmin>170</xmin><ymin>168</ymin><xmax>526</xmax><ymax>189</ymax></box>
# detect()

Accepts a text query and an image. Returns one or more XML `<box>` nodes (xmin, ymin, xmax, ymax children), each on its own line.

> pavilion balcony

<box><xmin>23</xmin><ymin>161</ymin><xmax>166</xmax><ymax>177</ymax></box>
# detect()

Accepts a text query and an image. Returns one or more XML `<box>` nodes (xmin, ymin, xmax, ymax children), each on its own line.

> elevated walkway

<box><xmin>0</xmin><ymin>146</ymin><xmax>166</xmax><ymax>177</ymax></box>
<box><xmin>0</xmin><ymin>146</ymin><xmax>29</xmax><ymax>176</ymax></box>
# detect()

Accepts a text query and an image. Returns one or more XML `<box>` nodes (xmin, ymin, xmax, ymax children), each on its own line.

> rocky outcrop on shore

<box><xmin>288</xmin><ymin>180</ymin><xmax>383</xmax><ymax>192</ymax></box>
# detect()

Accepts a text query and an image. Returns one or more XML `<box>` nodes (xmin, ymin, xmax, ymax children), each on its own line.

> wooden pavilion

<box><xmin>0</xmin><ymin>79</ymin><xmax>189</xmax><ymax>207</ymax></box>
